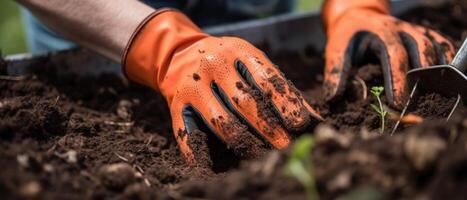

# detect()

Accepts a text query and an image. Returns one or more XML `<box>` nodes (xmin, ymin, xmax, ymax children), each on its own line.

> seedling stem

<box><xmin>370</xmin><ymin>86</ymin><xmax>388</xmax><ymax>134</ymax></box>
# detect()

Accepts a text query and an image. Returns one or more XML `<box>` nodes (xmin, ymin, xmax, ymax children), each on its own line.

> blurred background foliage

<box><xmin>0</xmin><ymin>0</ymin><xmax>27</xmax><ymax>55</ymax></box>
<box><xmin>0</xmin><ymin>0</ymin><xmax>323</xmax><ymax>55</ymax></box>
<box><xmin>298</xmin><ymin>0</ymin><xmax>323</xmax><ymax>12</ymax></box>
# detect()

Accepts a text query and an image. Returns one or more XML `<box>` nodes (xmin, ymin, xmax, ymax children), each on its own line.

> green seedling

<box><xmin>284</xmin><ymin>135</ymin><xmax>319</xmax><ymax>200</ymax></box>
<box><xmin>370</xmin><ymin>86</ymin><xmax>388</xmax><ymax>134</ymax></box>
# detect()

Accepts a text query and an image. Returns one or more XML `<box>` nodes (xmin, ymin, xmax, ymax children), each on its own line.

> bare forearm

<box><xmin>16</xmin><ymin>0</ymin><xmax>155</xmax><ymax>62</ymax></box>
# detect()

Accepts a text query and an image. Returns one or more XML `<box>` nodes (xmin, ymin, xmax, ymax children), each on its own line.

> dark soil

<box><xmin>1</xmin><ymin>1</ymin><xmax>467</xmax><ymax>200</ymax></box>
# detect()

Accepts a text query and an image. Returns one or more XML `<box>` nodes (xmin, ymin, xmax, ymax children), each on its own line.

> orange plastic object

<box><xmin>123</xmin><ymin>10</ymin><xmax>323</xmax><ymax>164</ymax></box>
<box><xmin>322</xmin><ymin>0</ymin><xmax>455</xmax><ymax>107</ymax></box>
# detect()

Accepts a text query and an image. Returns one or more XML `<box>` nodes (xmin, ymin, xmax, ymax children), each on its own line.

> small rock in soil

<box><xmin>98</xmin><ymin>163</ymin><xmax>138</xmax><ymax>191</ymax></box>
<box><xmin>315</xmin><ymin>124</ymin><xmax>353</xmax><ymax>149</ymax></box>
<box><xmin>404</xmin><ymin>133</ymin><xmax>446</xmax><ymax>171</ymax></box>
<box><xmin>19</xmin><ymin>181</ymin><xmax>42</xmax><ymax>199</ymax></box>
<box><xmin>117</xmin><ymin>100</ymin><xmax>132</xmax><ymax>119</ymax></box>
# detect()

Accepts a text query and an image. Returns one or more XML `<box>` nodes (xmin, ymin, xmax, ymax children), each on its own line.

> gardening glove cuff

<box><xmin>122</xmin><ymin>9</ymin><xmax>208</xmax><ymax>92</ymax></box>
<box><xmin>322</xmin><ymin>0</ymin><xmax>390</xmax><ymax>33</ymax></box>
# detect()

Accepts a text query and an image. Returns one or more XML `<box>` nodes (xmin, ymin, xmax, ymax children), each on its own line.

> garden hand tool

<box><xmin>123</xmin><ymin>9</ymin><xmax>323</xmax><ymax>165</ymax></box>
<box><xmin>322</xmin><ymin>0</ymin><xmax>455</xmax><ymax>108</ymax></box>
<box><xmin>392</xmin><ymin>38</ymin><xmax>467</xmax><ymax>135</ymax></box>
<box><xmin>407</xmin><ymin>38</ymin><xmax>467</xmax><ymax>99</ymax></box>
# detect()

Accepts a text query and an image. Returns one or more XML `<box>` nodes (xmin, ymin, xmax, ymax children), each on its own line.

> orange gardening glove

<box><xmin>123</xmin><ymin>9</ymin><xmax>323</xmax><ymax>165</ymax></box>
<box><xmin>322</xmin><ymin>0</ymin><xmax>455</xmax><ymax>107</ymax></box>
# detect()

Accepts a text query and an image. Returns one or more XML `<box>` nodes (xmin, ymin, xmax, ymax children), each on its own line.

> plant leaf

<box><xmin>284</xmin><ymin>135</ymin><xmax>318</xmax><ymax>200</ymax></box>
<box><xmin>370</xmin><ymin>86</ymin><xmax>385</xmax><ymax>97</ymax></box>
<box><xmin>289</xmin><ymin>135</ymin><xmax>314</xmax><ymax>159</ymax></box>
<box><xmin>382</xmin><ymin>110</ymin><xmax>388</xmax><ymax>117</ymax></box>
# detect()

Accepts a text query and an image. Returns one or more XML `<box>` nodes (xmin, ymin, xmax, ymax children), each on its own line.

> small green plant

<box><xmin>284</xmin><ymin>135</ymin><xmax>319</xmax><ymax>200</ymax></box>
<box><xmin>370</xmin><ymin>86</ymin><xmax>388</xmax><ymax>134</ymax></box>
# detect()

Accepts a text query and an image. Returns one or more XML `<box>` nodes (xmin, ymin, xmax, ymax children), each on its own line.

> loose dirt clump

<box><xmin>97</xmin><ymin>163</ymin><xmax>139</xmax><ymax>191</ymax></box>
<box><xmin>413</xmin><ymin>93</ymin><xmax>459</xmax><ymax>119</ymax></box>
<box><xmin>0</xmin><ymin>96</ymin><xmax>68</xmax><ymax>140</ymax></box>
<box><xmin>187</xmin><ymin>130</ymin><xmax>213</xmax><ymax>168</ymax></box>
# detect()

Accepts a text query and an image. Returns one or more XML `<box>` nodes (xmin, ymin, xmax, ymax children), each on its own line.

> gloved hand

<box><xmin>322</xmin><ymin>0</ymin><xmax>455</xmax><ymax>107</ymax></box>
<box><xmin>123</xmin><ymin>9</ymin><xmax>323</xmax><ymax>165</ymax></box>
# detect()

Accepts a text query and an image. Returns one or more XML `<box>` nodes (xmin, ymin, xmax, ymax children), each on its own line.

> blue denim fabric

<box><xmin>22</xmin><ymin>0</ymin><xmax>296</xmax><ymax>54</ymax></box>
<box><xmin>21</xmin><ymin>8</ymin><xmax>77</xmax><ymax>54</ymax></box>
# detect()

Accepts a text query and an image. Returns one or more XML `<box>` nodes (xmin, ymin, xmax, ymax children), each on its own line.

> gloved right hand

<box><xmin>321</xmin><ymin>0</ymin><xmax>455</xmax><ymax>107</ymax></box>
<box><xmin>123</xmin><ymin>9</ymin><xmax>323</xmax><ymax>165</ymax></box>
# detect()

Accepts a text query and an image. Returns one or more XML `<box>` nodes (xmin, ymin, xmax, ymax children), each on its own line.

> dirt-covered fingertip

<box><xmin>287</xmin><ymin>107</ymin><xmax>323</xmax><ymax>134</ymax></box>
<box><xmin>323</xmin><ymin>80</ymin><xmax>343</xmax><ymax>103</ymax></box>
<box><xmin>439</xmin><ymin>40</ymin><xmax>456</xmax><ymax>64</ymax></box>
<box><xmin>284</xmin><ymin>109</ymin><xmax>311</xmax><ymax>130</ymax></box>
<box><xmin>173</xmin><ymin>130</ymin><xmax>195</xmax><ymax>166</ymax></box>
<box><xmin>303</xmin><ymin>100</ymin><xmax>324</xmax><ymax>122</ymax></box>
<box><xmin>388</xmin><ymin>87</ymin><xmax>408</xmax><ymax>110</ymax></box>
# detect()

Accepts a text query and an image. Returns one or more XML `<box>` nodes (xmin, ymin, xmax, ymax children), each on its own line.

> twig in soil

<box><xmin>446</xmin><ymin>94</ymin><xmax>461</xmax><ymax>122</ymax></box>
<box><xmin>144</xmin><ymin>178</ymin><xmax>151</xmax><ymax>187</ymax></box>
<box><xmin>134</xmin><ymin>165</ymin><xmax>145</xmax><ymax>174</ymax></box>
<box><xmin>115</xmin><ymin>138</ymin><xmax>141</xmax><ymax>145</ymax></box>
<box><xmin>46</xmin><ymin>144</ymin><xmax>57</xmax><ymax>154</ymax></box>
<box><xmin>114</xmin><ymin>152</ymin><xmax>129</xmax><ymax>162</ymax></box>
<box><xmin>115</xmin><ymin>130</ymin><xmax>129</xmax><ymax>134</ymax></box>
<box><xmin>388</xmin><ymin>107</ymin><xmax>423</xmax><ymax>125</ymax></box>
<box><xmin>354</xmin><ymin>76</ymin><xmax>368</xmax><ymax>100</ymax></box>
<box><xmin>53</xmin><ymin>96</ymin><xmax>60</xmax><ymax>106</ymax></box>
<box><xmin>0</xmin><ymin>99</ymin><xmax>10</xmax><ymax>108</ymax></box>
<box><xmin>54</xmin><ymin>150</ymin><xmax>78</xmax><ymax>163</ymax></box>
<box><xmin>400</xmin><ymin>114</ymin><xmax>424</xmax><ymax>125</ymax></box>
<box><xmin>0</xmin><ymin>75</ymin><xmax>26</xmax><ymax>81</ymax></box>
<box><xmin>132</xmin><ymin>164</ymin><xmax>151</xmax><ymax>187</ymax></box>
<box><xmin>391</xmin><ymin>81</ymin><xmax>418</xmax><ymax>135</ymax></box>
<box><xmin>370</xmin><ymin>86</ymin><xmax>388</xmax><ymax>134</ymax></box>
<box><xmin>104</xmin><ymin>121</ymin><xmax>134</xmax><ymax>133</ymax></box>
<box><xmin>104</xmin><ymin>121</ymin><xmax>134</xmax><ymax>127</ymax></box>
<box><xmin>145</xmin><ymin>136</ymin><xmax>153</xmax><ymax>147</ymax></box>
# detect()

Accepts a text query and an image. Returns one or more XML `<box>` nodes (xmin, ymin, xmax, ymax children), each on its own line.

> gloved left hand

<box><xmin>123</xmin><ymin>9</ymin><xmax>323</xmax><ymax>165</ymax></box>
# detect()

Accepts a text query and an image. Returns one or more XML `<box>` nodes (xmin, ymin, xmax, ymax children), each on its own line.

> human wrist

<box><xmin>122</xmin><ymin>9</ymin><xmax>208</xmax><ymax>90</ymax></box>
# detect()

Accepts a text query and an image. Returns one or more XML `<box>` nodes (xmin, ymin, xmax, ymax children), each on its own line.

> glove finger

<box><xmin>222</xmin><ymin>38</ymin><xmax>323</xmax><ymax>131</ymax></box>
<box><xmin>415</xmin><ymin>26</ymin><xmax>456</xmax><ymax>65</ymax></box>
<box><xmin>238</xmin><ymin>58</ymin><xmax>323</xmax><ymax>130</ymax></box>
<box><xmin>398</xmin><ymin>23</ymin><xmax>437</xmax><ymax>69</ymax></box>
<box><xmin>323</xmin><ymin>29</ymin><xmax>356</xmax><ymax>102</ymax></box>
<box><xmin>365</xmin><ymin>31</ymin><xmax>410</xmax><ymax>107</ymax></box>
<box><xmin>211</xmin><ymin>78</ymin><xmax>291</xmax><ymax>149</ymax></box>
<box><xmin>186</xmin><ymin>85</ymin><xmax>266</xmax><ymax>159</ymax></box>
<box><xmin>170</xmin><ymin>100</ymin><xmax>198</xmax><ymax>166</ymax></box>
